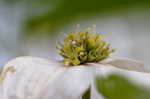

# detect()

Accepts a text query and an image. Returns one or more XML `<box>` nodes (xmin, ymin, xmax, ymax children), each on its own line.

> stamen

<box><xmin>57</xmin><ymin>27</ymin><xmax>115</xmax><ymax>66</ymax></box>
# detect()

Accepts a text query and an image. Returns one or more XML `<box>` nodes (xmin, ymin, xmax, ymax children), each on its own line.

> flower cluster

<box><xmin>57</xmin><ymin>32</ymin><xmax>115</xmax><ymax>66</ymax></box>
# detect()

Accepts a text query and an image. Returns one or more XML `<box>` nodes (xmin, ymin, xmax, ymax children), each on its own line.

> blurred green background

<box><xmin>0</xmin><ymin>0</ymin><xmax>150</xmax><ymax>68</ymax></box>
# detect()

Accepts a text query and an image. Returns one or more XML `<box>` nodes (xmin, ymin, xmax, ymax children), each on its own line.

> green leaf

<box><xmin>95</xmin><ymin>74</ymin><xmax>150</xmax><ymax>99</ymax></box>
<box><xmin>82</xmin><ymin>87</ymin><xmax>91</xmax><ymax>99</ymax></box>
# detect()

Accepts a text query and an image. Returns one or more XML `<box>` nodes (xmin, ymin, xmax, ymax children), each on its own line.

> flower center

<box><xmin>57</xmin><ymin>30</ymin><xmax>115</xmax><ymax>66</ymax></box>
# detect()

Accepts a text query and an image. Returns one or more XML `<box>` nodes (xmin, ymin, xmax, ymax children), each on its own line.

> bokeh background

<box><xmin>0</xmin><ymin>0</ymin><xmax>150</xmax><ymax>69</ymax></box>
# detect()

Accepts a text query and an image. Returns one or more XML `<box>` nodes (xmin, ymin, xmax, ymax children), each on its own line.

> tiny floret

<box><xmin>57</xmin><ymin>30</ymin><xmax>115</xmax><ymax>66</ymax></box>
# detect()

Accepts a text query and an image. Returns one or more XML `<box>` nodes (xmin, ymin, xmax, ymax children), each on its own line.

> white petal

<box><xmin>0</xmin><ymin>56</ymin><xmax>64</xmax><ymax>99</ymax></box>
<box><xmin>91</xmin><ymin>64</ymin><xmax>150</xmax><ymax>88</ymax></box>
<box><xmin>0</xmin><ymin>56</ymin><xmax>94</xmax><ymax>99</ymax></box>
<box><xmin>100</xmin><ymin>57</ymin><xmax>149</xmax><ymax>72</ymax></box>
<box><xmin>40</xmin><ymin>66</ymin><xmax>94</xmax><ymax>99</ymax></box>
<box><xmin>84</xmin><ymin>63</ymin><xmax>150</xmax><ymax>99</ymax></box>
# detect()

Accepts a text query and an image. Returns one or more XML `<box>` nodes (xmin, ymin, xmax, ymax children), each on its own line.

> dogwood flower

<box><xmin>0</xmin><ymin>31</ymin><xmax>150</xmax><ymax>99</ymax></box>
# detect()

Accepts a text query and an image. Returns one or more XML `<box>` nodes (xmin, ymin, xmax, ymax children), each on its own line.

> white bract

<box><xmin>0</xmin><ymin>56</ymin><xmax>150</xmax><ymax>99</ymax></box>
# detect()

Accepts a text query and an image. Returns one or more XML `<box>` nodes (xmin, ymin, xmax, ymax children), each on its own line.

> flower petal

<box><xmin>89</xmin><ymin>64</ymin><xmax>150</xmax><ymax>98</ymax></box>
<box><xmin>0</xmin><ymin>56</ymin><xmax>64</xmax><ymax>99</ymax></box>
<box><xmin>92</xmin><ymin>63</ymin><xmax>150</xmax><ymax>87</ymax></box>
<box><xmin>0</xmin><ymin>56</ymin><xmax>94</xmax><ymax>99</ymax></box>
<box><xmin>100</xmin><ymin>58</ymin><xmax>148</xmax><ymax>72</ymax></box>
<box><xmin>40</xmin><ymin>66</ymin><xmax>94</xmax><ymax>99</ymax></box>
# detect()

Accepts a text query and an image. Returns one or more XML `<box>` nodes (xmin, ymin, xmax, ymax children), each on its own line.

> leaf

<box><xmin>95</xmin><ymin>74</ymin><xmax>150</xmax><ymax>99</ymax></box>
<box><xmin>82</xmin><ymin>87</ymin><xmax>91</xmax><ymax>99</ymax></box>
